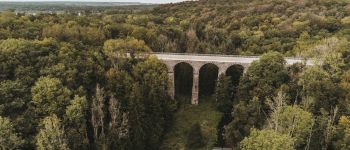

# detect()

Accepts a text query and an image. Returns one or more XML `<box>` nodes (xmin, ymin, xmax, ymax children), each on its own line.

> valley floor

<box><xmin>161</xmin><ymin>97</ymin><xmax>222</xmax><ymax>150</ymax></box>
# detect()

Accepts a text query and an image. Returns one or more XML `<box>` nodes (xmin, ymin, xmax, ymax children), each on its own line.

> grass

<box><xmin>161</xmin><ymin>96</ymin><xmax>222</xmax><ymax>150</ymax></box>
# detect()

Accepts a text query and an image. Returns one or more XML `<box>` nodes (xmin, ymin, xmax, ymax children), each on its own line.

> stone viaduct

<box><xmin>153</xmin><ymin>53</ymin><xmax>311</xmax><ymax>105</ymax></box>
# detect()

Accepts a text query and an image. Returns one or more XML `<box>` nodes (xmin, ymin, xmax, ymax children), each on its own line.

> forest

<box><xmin>0</xmin><ymin>2</ymin><xmax>156</xmax><ymax>13</ymax></box>
<box><xmin>1</xmin><ymin>0</ymin><xmax>350</xmax><ymax>149</ymax></box>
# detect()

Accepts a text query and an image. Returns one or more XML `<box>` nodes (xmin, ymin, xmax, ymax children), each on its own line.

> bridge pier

<box><xmin>218</xmin><ymin>65</ymin><xmax>228</xmax><ymax>76</ymax></box>
<box><xmin>191</xmin><ymin>69</ymin><xmax>199</xmax><ymax>105</ymax></box>
<box><xmin>168</xmin><ymin>72</ymin><xmax>175</xmax><ymax>99</ymax></box>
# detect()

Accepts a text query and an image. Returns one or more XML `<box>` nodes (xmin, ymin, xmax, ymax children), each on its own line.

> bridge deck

<box><xmin>153</xmin><ymin>53</ymin><xmax>312</xmax><ymax>65</ymax></box>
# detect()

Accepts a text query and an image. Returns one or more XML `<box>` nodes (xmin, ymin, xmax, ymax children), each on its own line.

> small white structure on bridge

<box><xmin>153</xmin><ymin>53</ymin><xmax>310</xmax><ymax>105</ymax></box>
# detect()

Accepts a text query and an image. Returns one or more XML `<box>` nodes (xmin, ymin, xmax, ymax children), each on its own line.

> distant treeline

<box><xmin>0</xmin><ymin>2</ymin><xmax>157</xmax><ymax>13</ymax></box>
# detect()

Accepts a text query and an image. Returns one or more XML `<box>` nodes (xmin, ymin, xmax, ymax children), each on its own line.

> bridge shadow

<box><xmin>174</xmin><ymin>62</ymin><xmax>193</xmax><ymax>101</ymax></box>
<box><xmin>173</xmin><ymin>61</ymin><xmax>245</xmax><ymax>105</ymax></box>
<box><xmin>199</xmin><ymin>63</ymin><xmax>219</xmax><ymax>100</ymax></box>
<box><xmin>226</xmin><ymin>65</ymin><xmax>244</xmax><ymax>98</ymax></box>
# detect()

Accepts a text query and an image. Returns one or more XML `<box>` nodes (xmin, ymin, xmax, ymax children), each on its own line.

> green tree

<box><xmin>240</xmin><ymin>128</ymin><xmax>295</xmax><ymax>150</ymax></box>
<box><xmin>334</xmin><ymin>116</ymin><xmax>350</xmax><ymax>150</ymax></box>
<box><xmin>268</xmin><ymin>104</ymin><xmax>313</xmax><ymax>147</ymax></box>
<box><xmin>64</xmin><ymin>95</ymin><xmax>89</xmax><ymax>150</ymax></box>
<box><xmin>215</xmin><ymin>74</ymin><xmax>234</xmax><ymax>112</ymax></box>
<box><xmin>132</xmin><ymin>56</ymin><xmax>173</xmax><ymax>149</ymax></box>
<box><xmin>225</xmin><ymin>53</ymin><xmax>290</xmax><ymax>148</ymax></box>
<box><xmin>339</xmin><ymin>70</ymin><xmax>350</xmax><ymax>113</ymax></box>
<box><xmin>316</xmin><ymin>108</ymin><xmax>339</xmax><ymax>150</ymax></box>
<box><xmin>103</xmin><ymin>37</ymin><xmax>151</xmax><ymax>68</ymax></box>
<box><xmin>40</xmin><ymin>42</ymin><xmax>101</xmax><ymax>90</ymax></box>
<box><xmin>106</xmin><ymin>68</ymin><xmax>134</xmax><ymax>104</ymax></box>
<box><xmin>31</xmin><ymin>77</ymin><xmax>71</xmax><ymax>117</ymax></box>
<box><xmin>0</xmin><ymin>116</ymin><xmax>23</xmax><ymax>149</ymax></box>
<box><xmin>285</xmin><ymin>63</ymin><xmax>305</xmax><ymax>104</ymax></box>
<box><xmin>225</xmin><ymin>97</ymin><xmax>264</xmax><ymax>147</ymax></box>
<box><xmin>128</xmin><ymin>83</ymin><xmax>146</xmax><ymax>150</ymax></box>
<box><xmin>36</xmin><ymin>115</ymin><xmax>69</xmax><ymax>150</ymax></box>
<box><xmin>186</xmin><ymin>123</ymin><xmax>206</xmax><ymax>149</ymax></box>
<box><xmin>0</xmin><ymin>80</ymin><xmax>28</xmax><ymax>117</ymax></box>
<box><xmin>238</xmin><ymin>52</ymin><xmax>289</xmax><ymax>101</ymax></box>
<box><xmin>266</xmin><ymin>91</ymin><xmax>314</xmax><ymax>147</ymax></box>
<box><xmin>0</xmin><ymin>39</ymin><xmax>38</xmax><ymax>84</ymax></box>
<box><xmin>298</xmin><ymin>66</ymin><xmax>339</xmax><ymax>113</ymax></box>
<box><xmin>186</xmin><ymin>28</ymin><xmax>201</xmax><ymax>53</ymax></box>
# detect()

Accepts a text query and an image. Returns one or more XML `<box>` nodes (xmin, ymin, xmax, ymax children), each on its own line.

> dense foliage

<box><xmin>0</xmin><ymin>34</ymin><xmax>175</xmax><ymax>149</ymax></box>
<box><xmin>186</xmin><ymin>123</ymin><xmax>206</xmax><ymax>149</ymax></box>
<box><xmin>152</xmin><ymin>0</ymin><xmax>350</xmax><ymax>55</ymax></box>
<box><xmin>1</xmin><ymin>0</ymin><xmax>349</xmax><ymax>55</ymax></box>
<box><xmin>1</xmin><ymin>0</ymin><xmax>350</xmax><ymax>149</ymax></box>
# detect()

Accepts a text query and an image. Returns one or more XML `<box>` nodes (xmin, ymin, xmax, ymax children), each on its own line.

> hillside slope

<box><xmin>150</xmin><ymin>0</ymin><xmax>350</xmax><ymax>55</ymax></box>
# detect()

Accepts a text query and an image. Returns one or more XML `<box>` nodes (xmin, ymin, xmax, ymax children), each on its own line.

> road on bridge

<box><xmin>153</xmin><ymin>53</ymin><xmax>312</xmax><ymax>65</ymax></box>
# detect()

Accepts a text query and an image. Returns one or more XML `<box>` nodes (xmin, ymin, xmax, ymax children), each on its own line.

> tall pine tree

<box><xmin>215</xmin><ymin>74</ymin><xmax>234</xmax><ymax>113</ymax></box>
<box><xmin>128</xmin><ymin>83</ymin><xmax>146</xmax><ymax>150</ymax></box>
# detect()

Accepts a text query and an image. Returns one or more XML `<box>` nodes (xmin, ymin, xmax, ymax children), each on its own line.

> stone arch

<box><xmin>198</xmin><ymin>63</ymin><xmax>219</xmax><ymax>99</ymax></box>
<box><xmin>174</xmin><ymin>62</ymin><xmax>194</xmax><ymax>99</ymax></box>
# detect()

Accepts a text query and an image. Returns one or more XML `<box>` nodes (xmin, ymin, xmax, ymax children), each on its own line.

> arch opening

<box><xmin>225</xmin><ymin>65</ymin><xmax>244</xmax><ymax>97</ymax></box>
<box><xmin>199</xmin><ymin>63</ymin><xmax>219</xmax><ymax>98</ymax></box>
<box><xmin>174</xmin><ymin>62</ymin><xmax>193</xmax><ymax>98</ymax></box>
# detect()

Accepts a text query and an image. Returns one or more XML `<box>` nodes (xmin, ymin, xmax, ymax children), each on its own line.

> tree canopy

<box><xmin>0</xmin><ymin>0</ymin><xmax>350</xmax><ymax>149</ymax></box>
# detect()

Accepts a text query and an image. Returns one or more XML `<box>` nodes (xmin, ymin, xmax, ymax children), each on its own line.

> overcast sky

<box><xmin>0</xmin><ymin>0</ymin><xmax>188</xmax><ymax>4</ymax></box>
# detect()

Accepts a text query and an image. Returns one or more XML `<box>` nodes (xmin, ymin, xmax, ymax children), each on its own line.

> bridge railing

<box><xmin>152</xmin><ymin>52</ymin><xmax>306</xmax><ymax>60</ymax></box>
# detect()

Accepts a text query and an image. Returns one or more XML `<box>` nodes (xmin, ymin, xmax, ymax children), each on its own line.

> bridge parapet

<box><xmin>152</xmin><ymin>52</ymin><xmax>261</xmax><ymax>58</ymax></box>
<box><xmin>153</xmin><ymin>52</ymin><xmax>308</xmax><ymax>60</ymax></box>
